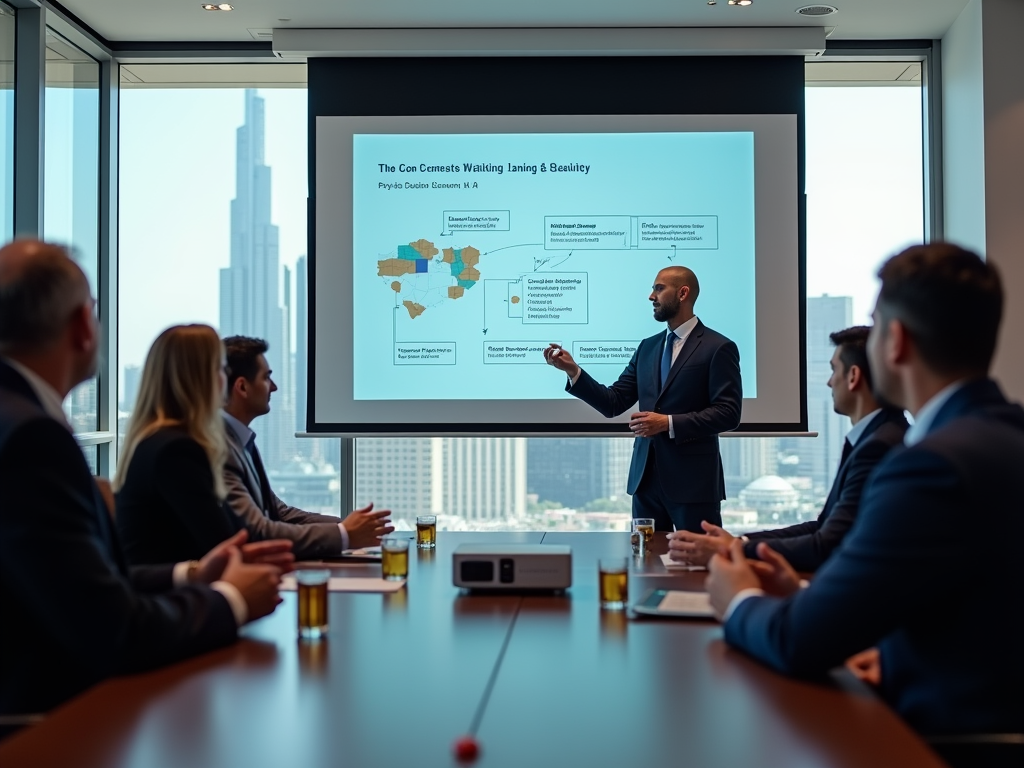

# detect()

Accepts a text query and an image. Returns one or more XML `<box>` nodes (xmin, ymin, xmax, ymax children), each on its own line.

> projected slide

<box><xmin>348</xmin><ymin>130</ymin><xmax>756</xmax><ymax>402</ymax></box>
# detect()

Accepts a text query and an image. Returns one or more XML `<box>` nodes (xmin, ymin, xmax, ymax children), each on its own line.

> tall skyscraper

<box><xmin>721</xmin><ymin>436</ymin><xmax>779</xmax><ymax>498</ymax></box>
<box><xmin>121</xmin><ymin>364</ymin><xmax>141</xmax><ymax>413</ymax></box>
<box><xmin>781</xmin><ymin>295</ymin><xmax>853</xmax><ymax>493</ymax></box>
<box><xmin>356</xmin><ymin>437</ymin><xmax>528</xmax><ymax>525</ymax></box>
<box><xmin>526</xmin><ymin>437</ymin><xmax>632</xmax><ymax>509</ymax></box>
<box><xmin>219</xmin><ymin>89</ymin><xmax>293</xmax><ymax>468</ymax></box>
<box><xmin>355</xmin><ymin>437</ymin><xmax>443</xmax><ymax>522</ymax></box>
<box><xmin>295</xmin><ymin>255</ymin><xmax>308</xmax><ymax>434</ymax></box>
<box><xmin>442</xmin><ymin>438</ymin><xmax>527</xmax><ymax>522</ymax></box>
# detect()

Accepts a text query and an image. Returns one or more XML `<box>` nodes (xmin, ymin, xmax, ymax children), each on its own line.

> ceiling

<box><xmin>59</xmin><ymin>0</ymin><xmax>970</xmax><ymax>44</ymax></box>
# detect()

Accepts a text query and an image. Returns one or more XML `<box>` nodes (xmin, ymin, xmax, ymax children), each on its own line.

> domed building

<box><xmin>738</xmin><ymin>475</ymin><xmax>800</xmax><ymax>525</ymax></box>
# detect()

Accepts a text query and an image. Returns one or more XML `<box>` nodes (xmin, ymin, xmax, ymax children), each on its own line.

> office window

<box><xmin>120</xmin><ymin>62</ymin><xmax>926</xmax><ymax>532</ymax></box>
<box><xmin>778</xmin><ymin>63</ymin><xmax>925</xmax><ymax>515</ymax></box>
<box><xmin>44</xmin><ymin>30</ymin><xmax>99</xmax><ymax>433</ymax></box>
<box><xmin>117</xmin><ymin>69</ymin><xmax>342</xmax><ymax>513</ymax></box>
<box><xmin>0</xmin><ymin>3</ymin><xmax>12</xmax><ymax>241</ymax></box>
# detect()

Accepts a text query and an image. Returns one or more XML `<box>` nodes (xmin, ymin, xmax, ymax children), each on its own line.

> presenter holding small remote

<box><xmin>543</xmin><ymin>267</ymin><xmax>742</xmax><ymax>532</ymax></box>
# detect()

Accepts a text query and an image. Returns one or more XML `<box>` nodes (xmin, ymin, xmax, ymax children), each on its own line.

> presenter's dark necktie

<box><xmin>246</xmin><ymin>436</ymin><xmax>275</xmax><ymax>518</ymax></box>
<box><xmin>660</xmin><ymin>330</ymin><xmax>676</xmax><ymax>389</ymax></box>
<box><xmin>839</xmin><ymin>437</ymin><xmax>853</xmax><ymax>468</ymax></box>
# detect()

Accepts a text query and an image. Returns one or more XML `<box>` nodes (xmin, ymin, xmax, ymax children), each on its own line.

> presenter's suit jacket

<box><xmin>744</xmin><ymin>407</ymin><xmax>909</xmax><ymax>572</ymax></box>
<box><xmin>0</xmin><ymin>361</ymin><xmax>236</xmax><ymax>718</ymax></box>
<box><xmin>223</xmin><ymin>417</ymin><xmax>344</xmax><ymax>559</ymax></box>
<box><xmin>724</xmin><ymin>379</ymin><xmax>1024</xmax><ymax>736</ymax></box>
<box><xmin>568</xmin><ymin>320</ymin><xmax>742</xmax><ymax>504</ymax></box>
<box><xmin>116</xmin><ymin>427</ymin><xmax>244</xmax><ymax>565</ymax></box>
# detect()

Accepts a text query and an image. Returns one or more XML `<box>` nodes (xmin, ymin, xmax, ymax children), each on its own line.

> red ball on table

<box><xmin>453</xmin><ymin>735</ymin><xmax>480</xmax><ymax>762</ymax></box>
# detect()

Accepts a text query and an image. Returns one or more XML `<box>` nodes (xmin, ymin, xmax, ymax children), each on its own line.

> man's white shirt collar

<box><xmin>904</xmin><ymin>380</ymin><xmax>969</xmax><ymax>447</ymax></box>
<box><xmin>2</xmin><ymin>357</ymin><xmax>71</xmax><ymax>429</ymax></box>
<box><xmin>668</xmin><ymin>315</ymin><xmax>699</xmax><ymax>343</ymax></box>
<box><xmin>223</xmin><ymin>410</ymin><xmax>255</xmax><ymax>449</ymax></box>
<box><xmin>845</xmin><ymin>408</ymin><xmax>882</xmax><ymax>448</ymax></box>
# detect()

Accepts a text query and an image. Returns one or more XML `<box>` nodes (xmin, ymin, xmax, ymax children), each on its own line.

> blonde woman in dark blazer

<box><xmin>115</xmin><ymin>324</ymin><xmax>244</xmax><ymax>565</ymax></box>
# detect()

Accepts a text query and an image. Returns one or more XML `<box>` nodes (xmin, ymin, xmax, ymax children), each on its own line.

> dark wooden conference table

<box><xmin>0</xmin><ymin>532</ymin><xmax>948</xmax><ymax>768</ymax></box>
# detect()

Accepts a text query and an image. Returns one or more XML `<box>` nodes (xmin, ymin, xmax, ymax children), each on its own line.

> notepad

<box><xmin>633</xmin><ymin>589</ymin><xmax>715</xmax><ymax>618</ymax></box>
<box><xmin>279</xmin><ymin>576</ymin><xmax>405</xmax><ymax>593</ymax></box>
<box><xmin>660</xmin><ymin>553</ymin><xmax>707</xmax><ymax>572</ymax></box>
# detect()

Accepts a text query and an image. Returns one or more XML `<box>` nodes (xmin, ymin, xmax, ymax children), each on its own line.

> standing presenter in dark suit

<box><xmin>544</xmin><ymin>266</ymin><xmax>742</xmax><ymax>532</ymax></box>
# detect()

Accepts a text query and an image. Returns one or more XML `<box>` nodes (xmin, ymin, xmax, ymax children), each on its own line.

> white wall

<box><xmin>941</xmin><ymin>0</ymin><xmax>1024</xmax><ymax>401</ymax></box>
<box><xmin>980</xmin><ymin>0</ymin><xmax>1024</xmax><ymax>401</ymax></box>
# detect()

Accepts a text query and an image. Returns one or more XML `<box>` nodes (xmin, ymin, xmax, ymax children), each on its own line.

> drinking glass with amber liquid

<box><xmin>416</xmin><ymin>515</ymin><xmax>437</xmax><ymax>549</ymax></box>
<box><xmin>598</xmin><ymin>557</ymin><xmax>629</xmax><ymax>610</ymax></box>
<box><xmin>296</xmin><ymin>569</ymin><xmax>330</xmax><ymax>640</ymax></box>
<box><xmin>381</xmin><ymin>537</ymin><xmax>410</xmax><ymax>581</ymax></box>
<box><xmin>632</xmin><ymin>518</ymin><xmax>655</xmax><ymax>555</ymax></box>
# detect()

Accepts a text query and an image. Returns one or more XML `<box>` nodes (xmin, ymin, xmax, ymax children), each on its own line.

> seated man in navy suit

<box><xmin>667</xmin><ymin>325</ymin><xmax>908</xmax><ymax>572</ymax></box>
<box><xmin>706</xmin><ymin>243</ymin><xmax>1024</xmax><ymax>738</ymax></box>
<box><xmin>543</xmin><ymin>266</ymin><xmax>742</xmax><ymax>533</ymax></box>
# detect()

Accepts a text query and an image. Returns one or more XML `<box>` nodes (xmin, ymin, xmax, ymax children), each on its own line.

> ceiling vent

<box><xmin>248</xmin><ymin>29</ymin><xmax>274</xmax><ymax>41</ymax></box>
<box><xmin>797</xmin><ymin>5</ymin><xmax>838</xmax><ymax>15</ymax></box>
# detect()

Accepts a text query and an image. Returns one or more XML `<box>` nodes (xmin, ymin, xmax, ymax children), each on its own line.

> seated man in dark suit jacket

<box><xmin>706</xmin><ymin>243</ymin><xmax>1024</xmax><ymax>738</ymax></box>
<box><xmin>0</xmin><ymin>241</ymin><xmax>287</xmax><ymax>733</ymax></box>
<box><xmin>669</xmin><ymin>325</ymin><xmax>908</xmax><ymax>572</ymax></box>
<box><xmin>221</xmin><ymin>336</ymin><xmax>393</xmax><ymax>559</ymax></box>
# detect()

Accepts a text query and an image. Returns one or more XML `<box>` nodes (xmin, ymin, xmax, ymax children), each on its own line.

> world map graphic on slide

<box><xmin>376</xmin><ymin>238</ymin><xmax>482</xmax><ymax>319</ymax></box>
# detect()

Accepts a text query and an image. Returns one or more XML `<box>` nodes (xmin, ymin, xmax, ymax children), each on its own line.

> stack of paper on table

<box><xmin>280</xmin><ymin>576</ymin><xmax>405</xmax><ymax>593</ymax></box>
<box><xmin>660</xmin><ymin>554</ymin><xmax>707</xmax><ymax>571</ymax></box>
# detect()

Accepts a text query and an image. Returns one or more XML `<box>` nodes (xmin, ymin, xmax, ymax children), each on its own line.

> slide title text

<box><xmin>377</xmin><ymin>161</ymin><xmax>590</xmax><ymax>175</ymax></box>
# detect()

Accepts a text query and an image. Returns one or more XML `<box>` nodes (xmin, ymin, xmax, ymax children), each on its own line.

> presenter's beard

<box><xmin>652</xmin><ymin>298</ymin><xmax>679</xmax><ymax>323</ymax></box>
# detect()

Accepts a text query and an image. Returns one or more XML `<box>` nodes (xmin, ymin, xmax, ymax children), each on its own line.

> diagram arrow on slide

<box><xmin>483</xmin><ymin>243</ymin><xmax>543</xmax><ymax>255</ymax></box>
<box><xmin>669</xmin><ymin>245</ymin><xmax>677</xmax><ymax>262</ymax></box>
<box><xmin>533</xmin><ymin>250</ymin><xmax>571</xmax><ymax>272</ymax></box>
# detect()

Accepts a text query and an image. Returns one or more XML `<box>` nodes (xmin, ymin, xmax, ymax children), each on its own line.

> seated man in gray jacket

<box><xmin>222</xmin><ymin>336</ymin><xmax>393</xmax><ymax>559</ymax></box>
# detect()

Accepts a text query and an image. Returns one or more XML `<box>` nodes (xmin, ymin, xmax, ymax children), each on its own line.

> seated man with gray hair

<box><xmin>0</xmin><ymin>240</ymin><xmax>288</xmax><ymax>737</ymax></box>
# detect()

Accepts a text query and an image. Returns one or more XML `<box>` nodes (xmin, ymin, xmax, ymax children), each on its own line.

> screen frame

<box><xmin>307</xmin><ymin>56</ymin><xmax>807</xmax><ymax>434</ymax></box>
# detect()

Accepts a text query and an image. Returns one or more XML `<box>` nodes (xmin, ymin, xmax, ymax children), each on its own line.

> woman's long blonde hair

<box><xmin>113</xmin><ymin>324</ymin><xmax>228</xmax><ymax>499</ymax></box>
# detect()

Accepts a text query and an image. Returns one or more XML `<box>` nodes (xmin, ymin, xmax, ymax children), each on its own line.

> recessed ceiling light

<box><xmin>728</xmin><ymin>0</ymin><xmax>753</xmax><ymax>5</ymax></box>
<box><xmin>707</xmin><ymin>0</ymin><xmax>717</xmax><ymax>5</ymax></box>
<box><xmin>201</xmin><ymin>3</ymin><xmax>233</xmax><ymax>10</ymax></box>
<box><xmin>796</xmin><ymin>5</ymin><xmax>838</xmax><ymax>15</ymax></box>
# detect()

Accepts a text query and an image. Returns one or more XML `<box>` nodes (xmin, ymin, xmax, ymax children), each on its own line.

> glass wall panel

<box><xmin>118</xmin><ymin>81</ymin><xmax>340</xmax><ymax>512</ymax></box>
<box><xmin>0</xmin><ymin>3</ymin><xmax>14</xmax><ymax>240</ymax></box>
<box><xmin>44</xmin><ymin>30</ymin><xmax>99</xmax><ymax>433</ymax></box>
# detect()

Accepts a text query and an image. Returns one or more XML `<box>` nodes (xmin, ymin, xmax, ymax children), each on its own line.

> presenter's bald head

<box><xmin>658</xmin><ymin>266</ymin><xmax>700</xmax><ymax>305</ymax></box>
<box><xmin>651</xmin><ymin>266</ymin><xmax>699</xmax><ymax>326</ymax></box>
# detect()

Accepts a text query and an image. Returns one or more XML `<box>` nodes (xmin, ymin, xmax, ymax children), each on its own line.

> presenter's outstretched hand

<box><xmin>667</xmin><ymin>521</ymin><xmax>735</xmax><ymax>565</ymax></box>
<box><xmin>543</xmin><ymin>343</ymin><xmax>580</xmax><ymax>379</ymax></box>
<box><xmin>343</xmin><ymin>503</ymin><xmax>396</xmax><ymax>549</ymax></box>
